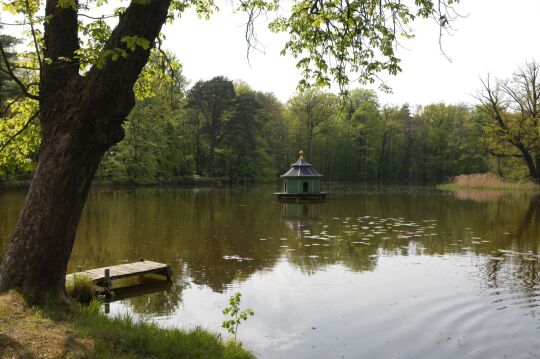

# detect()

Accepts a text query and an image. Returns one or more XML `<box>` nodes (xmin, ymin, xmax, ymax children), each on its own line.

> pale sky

<box><xmin>163</xmin><ymin>0</ymin><xmax>540</xmax><ymax>106</ymax></box>
<box><xmin>3</xmin><ymin>1</ymin><xmax>540</xmax><ymax>106</ymax></box>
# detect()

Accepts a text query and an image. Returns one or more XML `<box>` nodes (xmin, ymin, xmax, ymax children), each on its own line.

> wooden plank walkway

<box><xmin>66</xmin><ymin>260</ymin><xmax>172</xmax><ymax>289</ymax></box>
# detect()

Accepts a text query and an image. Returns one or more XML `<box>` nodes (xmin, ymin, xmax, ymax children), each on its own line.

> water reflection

<box><xmin>282</xmin><ymin>203</ymin><xmax>322</xmax><ymax>235</ymax></box>
<box><xmin>1</xmin><ymin>186</ymin><xmax>538</xmax><ymax>295</ymax></box>
<box><xmin>0</xmin><ymin>185</ymin><xmax>539</xmax><ymax>358</ymax></box>
<box><xmin>452</xmin><ymin>189</ymin><xmax>509</xmax><ymax>202</ymax></box>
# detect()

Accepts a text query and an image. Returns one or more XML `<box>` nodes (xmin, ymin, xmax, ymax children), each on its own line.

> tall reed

<box><xmin>438</xmin><ymin>173</ymin><xmax>538</xmax><ymax>190</ymax></box>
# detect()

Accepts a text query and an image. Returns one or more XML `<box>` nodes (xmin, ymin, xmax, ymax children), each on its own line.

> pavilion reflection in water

<box><xmin>282</xmin><ymin>203</ymin><xmax>322</xmax><ymax>237</ymax></box>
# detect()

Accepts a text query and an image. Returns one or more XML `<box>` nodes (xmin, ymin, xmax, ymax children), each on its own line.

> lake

<box><xmin>1</xmin><ymin>184</ymin><xmax>539</xmax><ymax>358</ymax></box>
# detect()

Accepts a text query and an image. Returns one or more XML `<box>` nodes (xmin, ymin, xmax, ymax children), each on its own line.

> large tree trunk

<box><xmin>0</xmin><ymin>0</ymin><xmax>171</xmax><ymax>302</ymax></box>
<box><xmin>535</xmin><ymin>156</ymin><xmax>540</xmax><ymax>184</ymax></box>
<box><xmin>517</xmin><ymin>144</ymin><xmax>539</xmax><ymax>184</ymax></box>
<box><xmin>0</xmin><ymin>113</ymin><xmax>108</xmax><ymax>300</ymax></box>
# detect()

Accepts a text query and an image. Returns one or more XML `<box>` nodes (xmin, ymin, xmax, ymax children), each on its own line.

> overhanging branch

<box><xmin>0</xmin><ymin>43</ymin><xmax>39</xmax><ymax>101</ymax></box>
<box><xmin>487</xmin><ymin>149</ymin><xmax>523</xmax><ymax>158</ymax></box>
<box><xmin>0</xmin><ymin>111</ymin><xmax>39</xmax><ymax>154</ymax></box>
<box><xmin>86</xmin><ymin>0</ymin><xmax>172</xmax><ymax>96</ymax></box>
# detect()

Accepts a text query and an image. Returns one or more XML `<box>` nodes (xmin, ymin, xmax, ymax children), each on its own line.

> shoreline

<box><xmin>0</xmin><ymin>291</ymin><xmax>254</xmax><ymax>359</ymax></box>
<box><xmin>436</xmin><ymin>183</ymin><xmax>540</xmax><ymax>192</ymax></box>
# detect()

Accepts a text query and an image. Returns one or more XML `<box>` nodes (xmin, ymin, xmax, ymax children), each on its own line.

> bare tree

<box><xmin>476</xmin><ymin>61</ymin><xmax>540</xmax><ymax>183</ymax></box>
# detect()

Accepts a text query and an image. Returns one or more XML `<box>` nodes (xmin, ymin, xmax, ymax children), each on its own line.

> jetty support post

<box><xmin>165</xmin><ymin>265</ymin><xmax>172</xmax><ymax>281</ymax></box>
<box><xmin>104</xmin><ymin>268</ymin><xmax>111</xmax><ymax>289</ymax></box>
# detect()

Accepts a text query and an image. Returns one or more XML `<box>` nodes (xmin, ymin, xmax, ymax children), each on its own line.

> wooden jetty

<box><xmin>66</xmin><ymin>259</ymin><xmax>172</xmax><ymax>292</ymax></box>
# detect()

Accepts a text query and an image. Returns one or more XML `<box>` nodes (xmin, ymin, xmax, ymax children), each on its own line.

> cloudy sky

<box><xmin>163</xmin><ymin>0</ymin><xmax>540</xmax><ymax>106</ymax></box>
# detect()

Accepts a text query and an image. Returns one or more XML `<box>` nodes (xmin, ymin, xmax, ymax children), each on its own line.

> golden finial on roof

<box><xmin>299</xmin><ymin>150</ymin><xmax>304</xmax><ymax>160</ymax></box>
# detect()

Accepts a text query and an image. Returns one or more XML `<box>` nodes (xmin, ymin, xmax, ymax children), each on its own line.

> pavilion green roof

<box><xmin>280</xmin><ymin>152</ymin><xmax>323</xmax><ymax>178</ymax></box>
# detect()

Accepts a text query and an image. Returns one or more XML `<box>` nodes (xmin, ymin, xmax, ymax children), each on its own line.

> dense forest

<box><xmin>0</xmin><ymin>40</ymin><xmax>537</xmax><ymax>185</ymax></box>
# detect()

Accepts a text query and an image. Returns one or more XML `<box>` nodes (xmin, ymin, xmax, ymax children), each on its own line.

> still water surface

<box><xmin>1</xmin><ymin>185</ymin><xmax>540</xmax><ymax>358</ymax></box>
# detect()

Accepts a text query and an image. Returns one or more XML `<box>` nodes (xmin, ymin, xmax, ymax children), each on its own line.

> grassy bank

<box><xmin>0</xmin><ymin>291</ymin><xmax>254</xmax><ymax>359</ymax></box>
<box><xmin>437</xmin><ymin>173</ymin><xmax>539</xmax><ymax>191</ymax></box>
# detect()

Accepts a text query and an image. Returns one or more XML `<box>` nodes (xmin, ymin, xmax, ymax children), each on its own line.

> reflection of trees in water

<box><xmin>1</xmin><ymin>186</ymin><xmax>539</xmax><ymax>310</ymax></box>
<box><xmin>284</xmin><ymin>233</ymin><xmax>379</xmax><ymax>274</ymax></box>
<box><xmin>282</xmin><ymin>203</ymin><xmax>378</xmax><ymax>273</ymax></box>
<box><xmin>452</xmin><ymin>190</ymin><xmax>508</xmax><ymax>203</ymax></box>
<box><xmin>515</xmin><ymin>195</ymin><xmax>540</xmax><ymax>254</ymax></box>
<box><xmin>184</xmin><ymin>190</ymin><xmax>284</xmax><ymax>292</ymax></box>
<box><xmin>74</xmin><ymin>189</ymin><xmax>540</xmax><ymax>308</ymax></box>
<box><xmin>481</xmin><ymin>195</ymin><xmax>540</xmax><ymax>295</ymax></box>
<box><xmin>0</xmin><ymin>192</ymin><xmax>26</xmax><ymax>254</ymax></box>
<box><xmin>120</xmin><ymin>271</ymin><xmax>190</xmax><ymax>316</ymax></box>
<box><xmin>73</xmin><ymin>189</ymin><xmax>283</xmax><ymax>293</ymax></box>
<box><xmin>283</xmin><ymin>203</ymin><xmax>321</xmax><ymax>238</ymax></box>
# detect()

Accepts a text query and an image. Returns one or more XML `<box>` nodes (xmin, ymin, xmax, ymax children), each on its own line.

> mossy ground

<box><xmin>0</xmin><ymin>291</ymin><xmax>255</xmax><ymax>359</ymax></box>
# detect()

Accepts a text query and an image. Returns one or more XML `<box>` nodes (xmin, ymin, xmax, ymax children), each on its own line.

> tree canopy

<box><xmin>1</xmin><ymin>0</ymin><xmax>460</xmax><ymax>93</ymax></box>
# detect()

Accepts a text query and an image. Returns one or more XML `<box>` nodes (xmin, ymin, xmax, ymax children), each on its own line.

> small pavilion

<box><xmin>275</xmin><ymin>151</ymin><xmax>327</xmax><ymax>201</ymax></box>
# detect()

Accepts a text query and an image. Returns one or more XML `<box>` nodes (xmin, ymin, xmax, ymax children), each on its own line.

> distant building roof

<box><xmin>280</xmin><ymin>151</ymin><xmax>323</xmax><ymax>178</ymax></box>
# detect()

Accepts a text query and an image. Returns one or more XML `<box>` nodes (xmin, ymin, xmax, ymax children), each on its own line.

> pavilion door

<box><xmin>303</xmin><ymin>182</ymin><xmax>309</xmax><ymax>192</ymax></box>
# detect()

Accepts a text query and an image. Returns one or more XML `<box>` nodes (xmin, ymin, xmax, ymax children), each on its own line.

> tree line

<box><xmin>96</xmin><ymin>60</ymin><xmax>540</xmax><ymax>185</ymax></box>
<box><xmin>2</xmin><ymin>53</ymin><xmax>539</xmax><ymax>185</ymax></box>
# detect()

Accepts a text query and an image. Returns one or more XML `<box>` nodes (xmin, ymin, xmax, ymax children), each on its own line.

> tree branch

<box><xmin>156</xmin><ymin>37</ymin><xmax>183</xmax><ymax>89</ymax></box>
<box><xmin>0</xmin><ymin>111</ymin><xmax>39</xmax><ymax>154</ymax></box>
<box><xmin>486</xmin><ymin>149</ymin><xmax>522</xmax><ymax>158</ymax></box>
<box><xmin>0</xmin><ymin>94</ymin><xmax>25</xmax><ymax>117</ymax></box>
<box><xmin>24</xmin><ymin>0</ymin><xmax>43</xmax><ymax>73</ymax></box>
<box><xmin>85</xmin><ymin>0</ymin><xmax>172</xmax><ymax>107</ymax></box>
<box><xmin>78</xmin><ymin>13</ymin><xmax>119</xmax><ymax>20</ymax></box>
<box><xmin>0</xmin><ymin>42</ymin><xmax>39</xmax><ymax>101</ymax></box>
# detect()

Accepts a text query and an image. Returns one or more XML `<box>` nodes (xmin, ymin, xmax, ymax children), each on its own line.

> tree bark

<box><xmin>0</xmin><ymin>0</ymin><xmax>171</xmax><ymax>302</ymax></box>
<box><xmin>378</xmin><ymin>131</ymin><xmax>388</xmax><ymax>181</ymax></box>
<box><xmin>0</xmin><ymin>113</ymin><xmax>107</xmax><ymax>300</ymax></box>
<box><xmin>535</xmin><ymin>156</ymin><xmax>540</xmax><ymax>184</ymax></box>
<box><xmin>208</xmin><ymin>130</ymin><xmax>216</xmax><ymax>177</ymax></box>
<box><xmin>307</xmin><ymin>120</ymin><xmax>314</xmax><ymax>159</ymax></box>
<box><xmin>516</xmin><ymin>143</ymin><xmax>539</xmax><ymax>184</ymax></box>
<box><xmin>196</xmin><ymin>114</ymin><xmax>201</xmax><ymax>176</ymax></box>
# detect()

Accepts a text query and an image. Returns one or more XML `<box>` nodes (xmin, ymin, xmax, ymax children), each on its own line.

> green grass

<box><xmin>49</xmin><ymin>299</ymin><xmax>255</xmax><ymax>359</ymax></box>
<box><xmin>66</xmin><ymin>274</ymin><xmax>95</xmax><ymax>303</ymax></box>
<box><xmin>0</xmin><ymin>291</ymin><xmax>255</xmax><ymax>359</ymax></box>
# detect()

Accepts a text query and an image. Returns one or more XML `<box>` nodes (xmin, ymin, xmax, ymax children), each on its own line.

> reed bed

<box><xmin>437</xmin><ymin>173</ymin><xmax>539</xmax><ymax>191</ymax></box>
